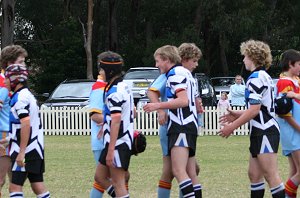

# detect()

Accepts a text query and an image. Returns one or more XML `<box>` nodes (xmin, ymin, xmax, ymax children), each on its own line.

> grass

<box><xmin>2</xmin><ymin>135</ymin><xmax>289</xmax><ymax>198</ymax></box>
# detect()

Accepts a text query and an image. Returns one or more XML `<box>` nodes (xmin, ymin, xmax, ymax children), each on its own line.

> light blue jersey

<box><xmin>149</xmin><ymin>74</ymin><xmax>168</xmax><ymax>155</ymax></box>
<box><xmin>89</xmin><ymin>80</ymin><xmax>106</xmax><ymax>154</ymax></box>
<box><xmin>0</xmin><ymin>86</ymin><xmax>10</xmax><ymax>132</ymax></box>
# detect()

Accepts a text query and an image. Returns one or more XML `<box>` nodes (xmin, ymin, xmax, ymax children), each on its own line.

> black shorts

<box><xmin>11</xmin><ymin>160</ymin><xmax>45</xmax><ymax>186</ymax></box>
<box><xmin>168</xmin><ymin>133</ymin><xmax>197</xmax><ymax>157</ymax></box>
<box><xmin>249</xmin><ymin>133</ymin><xmax>279</xmax><ymax>158</ymax></box>
<box><xmin>99</xmin><ymin>143</ymin><xmax>132</xmax><ymax>171</ymax></box>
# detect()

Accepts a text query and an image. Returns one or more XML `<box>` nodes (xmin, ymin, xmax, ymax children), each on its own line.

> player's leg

<box><xmin>285</xmin><ymin>151</ymin><xmax>300</xmax><ymax>198</ymax></box>
<box><xmin>157</xmin><ymin>125</ymin><xmax>173</xmax><ymax>198</ymax></box>
<box><xmin>90</xmin><ymin>150</ymin><xmax>105</xmax><ymax>198</ymax></box>
<box><xmin>171</xmin><ymin>146</ymin><xmax>194</xmax><ymax>197</ymax></box>
<box><xmin>9</xmin><ymin>171</ymin><xmax>27</xmax><ymax>198</ymax></box>
<box><xmin>110</xmin><ymin>167</ymin><xmax>128</xmax><ymax>197</ymax></box>
<box><xmin>187</xmin><ymin>157</ymin><xmax>201</xmax><ymax>198</ymax></box>
<box><xmin>248</xmin><ymin>155</ymin><xmax>265</xmax><ymax>198</ymax></box>
<box><xmin>0</xmin><ymin>156</ymin><xmax>10</xmax><ymax>194</ymax></box>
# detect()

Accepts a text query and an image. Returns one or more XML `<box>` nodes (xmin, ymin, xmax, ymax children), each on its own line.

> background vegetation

<box><xmin>1</xmin><ymin>136</ymin><xmax>289</xmax><ymax>197</ymax></box>
<box><xmin>1</xmin><ymin>0</ymin><xmax>300</xmax><ymax>94</ymax></box>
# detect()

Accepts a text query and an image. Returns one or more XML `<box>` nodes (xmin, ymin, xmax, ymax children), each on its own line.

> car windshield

<box><xmin>51</xmin><ymin>82</ymin><xmax>94</xmax><ymax>99</ymax></box>
<box><xmin>124</xmin><ymin>69</ymin><xmax>160</xmax><ymax>80</ymax></box>
<box><xmin>211</xmin><ymin>78</ymin><xmax>236</xmax><ymax>87</ymax></box>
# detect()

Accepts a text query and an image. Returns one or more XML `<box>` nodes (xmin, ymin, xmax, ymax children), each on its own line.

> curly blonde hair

<box><xmin>178</xmin><ymin>43</ymin><xmax>202</xmax><ymax>60</ymax></box>
<box><xmin>240</xmin><ymin>40</ymin><xmax>272</xmax><ymax>70</ymax></box>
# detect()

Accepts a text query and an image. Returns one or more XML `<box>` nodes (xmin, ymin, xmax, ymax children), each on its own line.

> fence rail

<box><xmin>40</xmin><ymin>106</ymin><xmax>249</xmax><ymax>136</ymax></box>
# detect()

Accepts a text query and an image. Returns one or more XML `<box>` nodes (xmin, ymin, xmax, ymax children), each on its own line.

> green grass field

<box><xmin>2</xmin><ymin>135</ymin><xmax>289</xmax><ymax>198</ymax></box>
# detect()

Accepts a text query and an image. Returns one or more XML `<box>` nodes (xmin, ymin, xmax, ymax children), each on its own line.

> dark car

<box><xmin>41</xmin><ymin>79</ymin><xmax>96</xmax><ymax>108</ymax></box>
<box><xmin>194</xmin><ymin>73</ymin><xmax>217</xmax><ymax>106</ymax></box>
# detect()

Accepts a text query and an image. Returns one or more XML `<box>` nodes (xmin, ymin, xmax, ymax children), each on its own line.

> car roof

<box><xmin>127</xmin><ymin>67</ymin><xmax>158</xmax><ymax>70</ymax></box>
<box><xmin>62</xmin><ymin>79</ymin><xmax>96</xmax><ymax>83</ymax></box>
<box><xmin>211</xmin><ymin>76</ymin><xmax>235</xmax><ymax>79</ymax></box>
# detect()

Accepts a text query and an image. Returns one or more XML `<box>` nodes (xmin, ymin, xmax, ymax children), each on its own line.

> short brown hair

<box><xmin>240</xmin><ymin>40</ymin><xmax>272</xmax><ymax>70</ymax></box>
<box><xmin>0</xmin><ymin>45</ymin><xmax>28</xmax><ymax>69</ymax></box>
<box><xmin>178</xmin><ymin>43</ymin><xmax>202</xmax><ymax>60</ymax></box>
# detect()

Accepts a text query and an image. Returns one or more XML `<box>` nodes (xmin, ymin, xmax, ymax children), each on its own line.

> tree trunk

<box><xmin>79</xmin><ymin>0</ymin><xmax>94</xmax><ymax>80</ymax></box>
<box><xmin>108</xmin><ymin>0</ymin><xmax>118</xmax><ymax>51</ymax></box>
<box><xmin>128</xmin><ymin>0</ymin><xmax>139</xmax><ymax>40</ymax></box>
<box><xmin>86</xmin><ymin>0</ymin><xmax>94</xmax><ymax>80</ymax></box>
<box><xmin>1</xmin><ymin>0</ymin><xmax>15</xmax><ymax>48</ymax></box>
<box><xmin>219</xmin><ymin>33</ymin><xmax>229</xmax><ymax>76</ymax></box>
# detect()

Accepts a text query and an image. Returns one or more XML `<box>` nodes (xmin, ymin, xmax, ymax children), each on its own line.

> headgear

<box><xmin>4</xmin><ymin>64</ymin><xmax>28</xmax><ymax>91</ymax></box>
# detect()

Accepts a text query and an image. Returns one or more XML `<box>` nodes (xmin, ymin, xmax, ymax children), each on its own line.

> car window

<box><xmin>124</xmin><ymin>69</ymin><xmax>160</xmax><ymax>80</ymax></box>
<box><xmin>211</xmin><ymin>78</ymin><xmax>235</xmax><ymax>87</ymax></box>
<box><xmin>51</xmin><ymin>82</ymin><xmax>93</xmax><ymax>98</ymax></box>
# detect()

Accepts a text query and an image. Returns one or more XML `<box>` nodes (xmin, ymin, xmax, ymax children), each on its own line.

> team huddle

<box><xmin>1</xmin><ymin>40</ymin><xmax>300</xmax><ymax>198</ymax></box>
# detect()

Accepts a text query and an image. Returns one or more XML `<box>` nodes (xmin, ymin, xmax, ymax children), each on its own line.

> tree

<box><xmin>79</xmin><ymin>0</ymin><xmax>94</xmax><ymax>80</ymax></box>
<box><xmin>1</xmin><ymin>0</ymin><xmax>15</xmax><ymax>48</ymax></box>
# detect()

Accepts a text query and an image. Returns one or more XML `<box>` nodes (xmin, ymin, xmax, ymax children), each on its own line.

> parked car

<box><xmin>123</xmin><ymin>67</ymin><xmax>160</xmax><ymax>105</ymax></box>
<box><xmin>41</xmin><ymin>79</ymin><xmax>96</xmax><ymax>108</ymax></box>
<box><xmin>194</xmin><ymin>73</ymin><xmax>217</xmax><ymax>106</ymax></box>
<box><xmin>211</xmin><ymin>77</ymin><xmax>245</xmax><ymax>101</ymax></box>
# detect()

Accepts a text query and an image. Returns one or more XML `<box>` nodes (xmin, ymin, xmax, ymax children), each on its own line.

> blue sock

<box><xmin>157</xmin><ymin>180</ymin><xmax>171</xmax><ymax>198</ymax></box>
<box><xmin>90</xmin><ymin>187</ymin><xmax>103</xmax><ymax>198</ymax></box>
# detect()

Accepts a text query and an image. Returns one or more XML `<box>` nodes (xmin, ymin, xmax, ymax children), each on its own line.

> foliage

<box><xmin>2</xmin><ymin>0</ymin><xmax>299</xmax><ymax>94</ymax></box>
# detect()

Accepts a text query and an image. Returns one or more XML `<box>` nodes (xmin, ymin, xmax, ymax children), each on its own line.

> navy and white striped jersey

<box><xmin>9</xmin><ymin>87</ymin><xmax>44</xmax><ymax>165</ymax></box>
<box><xmin>165</xmin><ymin>65</ymin><xmax>198</xmax><ymax>135</ymax></box>
<box><xmin>102</xmin><ymin>80</ymin><xmax>134</xmax><ymax>149</ymax></box>
<box><xmin>245</xmin><ymin>69</ymin><xmax>279</xmax><ymax>136</ymax></box>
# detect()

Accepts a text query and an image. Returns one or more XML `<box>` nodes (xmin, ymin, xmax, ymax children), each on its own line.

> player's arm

<box><xmin>148</xmin><ymin>90</ymin><xmax>167</xmax><ymax>125</ymax></box>
<box><xmin>17</xmin><ymin>116</ymin><xmax>31</xmax><ymax>166</ymax></box>
<box><xmin>90</xmin><ymin>112</ymin><xmax>103</xmax><ymax>124</ymax></box>
<box><xmin>106</xmin><ymin>113</ymin><xmax>121</xmax><ymax>167</ymax></box>
<box><xmin>157</xmin><ymin>89</ymin><xmax>188</xmax><ymax>109</ymax></box>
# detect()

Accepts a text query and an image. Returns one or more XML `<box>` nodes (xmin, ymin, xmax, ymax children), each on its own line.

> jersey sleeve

<box><xmin>276</xmin><ymin>78</ymin><xmax>294</xmax><ymax>94</ymax></box>
<box><xmin>89</xmin><ymin>81</ymin><xmax>106</xmax><ymax>114</ymax></box>
<box><xmin>107</xmin><ymin>91</ymin><xmax>124</xmax><ymax>114</ymax></box>
<box><xmin>0</xmin><ymin>87</ymin><xmax>9</xmax><ymax>110</ymax></box>
<box><xmin>168</xmin><ymin>73</ymin><xmax>188</xmax><ymax>94</ymax></box>
<box><xmin>14</xmin><ymin>92</ymin><xmax>30</xmax><ymax>119</ymax></box>
<box><xmin>148</xmin><ymin>74</ymin><xmax>167</xmax><ymax>96</ymax></box>
<box><xmin>247</xmin><ymin>77</ymin><xmax>266</xmax><ymax>105</ymax></box>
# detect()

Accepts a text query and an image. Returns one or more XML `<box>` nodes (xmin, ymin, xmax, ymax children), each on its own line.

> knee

<box><xmin>248</xmin><ymin>169</ymin><xmax>263</xmax><ymax>183</ymax></box>
<box><xmin>125</xmin><ymin>171</ymin><xmax>130</xmax><ymax>183</ymax></box>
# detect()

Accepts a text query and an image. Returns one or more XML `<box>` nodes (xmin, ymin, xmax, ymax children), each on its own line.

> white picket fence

<box><xmin>40</xmin><ymin>106</ymin><xmax>249</xmax><ymax>136</ymax></box>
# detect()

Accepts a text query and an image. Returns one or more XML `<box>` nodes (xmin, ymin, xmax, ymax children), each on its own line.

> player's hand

<box><xmin>97</xmin><ymin>127</ymin><xmax>104</xmax><ymax>139</ymax></box>
<box><xmin>286</xmin><ymin>91</ymin><xmax>296</xmax><ymax>99</ymax></box>
<box><xmin>106</xmin><ymin>150</ymin><xmax>115</xmax><ymax>167</ymax></box>
<box><xmin>157</xmin><ymin>110</ymin><xmax>167</xmax><ymax>125</ymax></box>
<box><xmin>219</xmin><ymin>109</ymin><xmax>238</xmax><ymax>124</ymax></box>
<box><xmin>143</xmin><ymin>103</ymin><xmax>159</xmax><ymax>113</ymax></box>
<box><xmin>0</xmin><ymin>138</ymin><xmax>9</xmax><ymax>147</ymax></box>
<box><xmin>16</xmin><ymin>152</ymin><xmax>26</xmax><ymax>167</ymax></box>
<box><xmin>0</xmin><ymin>144</ymin><xmax>6</xmax><ymax>156</ymax></box>
<box><xmin>218</xmin><ymin>123</ymin><xmax>234</xmax><ymax>138</ymax></box>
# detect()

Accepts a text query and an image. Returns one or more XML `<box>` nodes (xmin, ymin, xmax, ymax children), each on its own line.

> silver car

<box><xmin>123</xmin><ymin>67</ymin><xmax>160</xmax><ymax>104</ymax></box>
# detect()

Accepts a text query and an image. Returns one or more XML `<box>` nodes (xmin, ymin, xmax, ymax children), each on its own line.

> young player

<box><xmin>144</xmin><ymin>45</ymin><xmax>199</xmax><ymax>197</ymax></box>
<box><xmin>275</xmin><ymin>49</ymin><xmax>300</xmax><ymax>198</ymax></box>
<box><xmin>89</xmin><ymin>73</ymin><xmax>107</xmax><ymax>198</ymax></box>
<box><xmin>219</xmin><ymin>40</ymin><xmax>285</xmax><ymax>198</ymax></box>
<box><xmin>4</xmin><ymin>64</ymin><xmax>50</xmax><ymax>198</ymax></box>
<box><xmin>94</xmin><ymin>51</ymin><xmax>134</xmax><ymax>198</ymax></box>
<box><xmin>0</xmin><ymin>45</ymin><xmax>28</xmax><ymax>198</ymax></box>
<box><xmin>147</xmin><ymin>43</ymin><xmax>202</xmax><ymax>198</ymax></box>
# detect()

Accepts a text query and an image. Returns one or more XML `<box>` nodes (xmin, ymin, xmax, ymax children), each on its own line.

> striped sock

<box><xmin>194</xmin><ymin>184</ymin><xmax>202</xmax><ymax>198</ymax></box>
<box><xmin>118</xmin><ymin>194</ymin><xmax>130</xmax><ymax>198</ymax></box>
<box><xmin>285</xmin><ymin>179</ymin><xmax>298</xmax><ymax>198</ymax></box>
<box><xmin>90</xmin><ymin>181</ymin><xmax>104</xmax><ymax>198</ymax></box>
<box><xmin>106</xmin><ymin>185</ymin><xmax>116</xmax><ymax>197</ymax></box>
<box><xmin>250</xmin><ymin>182</ymin><xmax>265</xmax><ymax>198</ymax></box>
<box><xmin>157</xmin><ymin>180</ymin><xmax>171</xmax><ymax>198</ymax></box>
<box><xmin>270</xmin><ymin>183</ymin><xmax>285</xmax><ymax>198</ymax></box>
<box><xmin>37</xmin><ymin>191</ymin><xmax>50</xmax><ymax>198</ymax></box>
<box><xmin>126</xmin><ymin>182</ymin><xmax>129</xmax><ymax>191</ymax></box>
<box><xmin>10</xmin><ymin>192</ymin><xmax>23</xmax><ymax>198</ymax></box>
<box><xmin>179</xmin><ymin>179</ymin><xmax>195</xmax><ymax>198</ymax></box>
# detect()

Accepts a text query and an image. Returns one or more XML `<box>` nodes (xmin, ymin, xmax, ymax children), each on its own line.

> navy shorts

<box><xmin>168</xmin><ymin>133</ymin><xmax>197</xmax><ymax>157</ymax></box>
